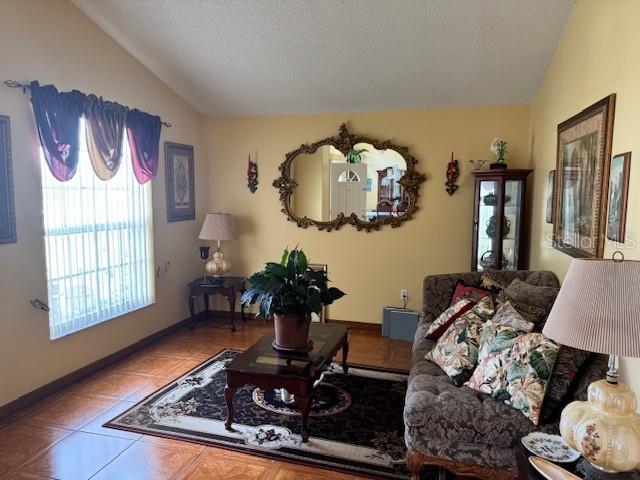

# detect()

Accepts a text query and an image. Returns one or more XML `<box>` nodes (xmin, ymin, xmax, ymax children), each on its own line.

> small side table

<box><xmin>188</xmin><ymin>276</ymin><xmax>247</xmax><ymax>332</ymax></box>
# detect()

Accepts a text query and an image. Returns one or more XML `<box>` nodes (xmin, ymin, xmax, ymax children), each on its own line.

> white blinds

<box><xmin>42</xmin><ymin>120</ymin><xmax>154</xmax><ymax>339</ymax></box>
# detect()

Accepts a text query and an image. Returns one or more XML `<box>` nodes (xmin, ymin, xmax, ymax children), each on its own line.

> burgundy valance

<box><xmin>28</xmin><ymin>81</ymin><xmax>165</xmax><ymax>184</ymax></box>
<box><xmin>126</xmin><ymin>109</ymin><xmax>161</xmax><ymax>185</ymax></box>
<box><xmin>30</xmin><ymin>82</ymin><xmax>85</xmax><ymax>182</ymax></box>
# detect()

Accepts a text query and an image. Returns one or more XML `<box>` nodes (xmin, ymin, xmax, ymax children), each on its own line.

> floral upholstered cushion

<box><xmin>426</xmin><ymin>296</ymin><xmax>495</xmax><ymax>385</ymax></box>
<box><xmin>425</xmin><ymin>298</ymin><xmax>476</xmax><ymax>340</ymax></box>
<box><xmin>465</xmin><ymin>303</ymin><xmax>533</xmax><ymax>396</ymax></box>
<box><xmin>501</xmin><ymin>333</ymin><xmax>559</xmax><ymax>425</ymax></box>
<box><xmin>450</xmin><ymin>281</ymin><xmax>494</xmax><ymax>306</ymax></box>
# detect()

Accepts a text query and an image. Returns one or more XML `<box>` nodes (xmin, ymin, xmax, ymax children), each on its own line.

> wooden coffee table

<box><xmin>223</xmin><ymin>323</ymin><xmax>349</xmax><ymax>443</ymax></box>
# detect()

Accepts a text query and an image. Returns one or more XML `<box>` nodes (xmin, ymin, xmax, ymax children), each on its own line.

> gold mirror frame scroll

<box><xmin>273</xmin><ymin>124</ymin><xmax>426</xmax><ymax>232</ymax></box>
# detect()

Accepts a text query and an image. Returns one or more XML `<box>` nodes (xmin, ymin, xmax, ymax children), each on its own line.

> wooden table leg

<box><xmin>295</xmin><ymin>395</ymin><xmax>311</xmax><ymax>443</ymax></box>
<box><xmin>224</xmin><ymin>385</ymin><xmax>237</xmax><ymax>431</ymax></box>
<box><xmin>228</xmin><ymin>293</ymin><xmax>236</xmax><ymax>332</ymax></box>
<box><xmin>203</xmin><ymin>294</ymin><xmax>210</xmax><ymax>326</ymax></box>
<box><xmin>342</xmin><ymin>336</ymin><xmax>349</xmax><ymax>374</ymax></box>
<box><xmin>188</xmin><ymin>295</ymin><xmax>197</xmax><ymax>330</ymax></box>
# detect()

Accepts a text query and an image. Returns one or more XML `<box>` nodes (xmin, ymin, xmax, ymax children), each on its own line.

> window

<box><xmin>42</xmin><ymin>120</ymin><xmax>154</xmax><ymax>339</ymax></box>
<box><xmin>338</xmin><ymin>170</ymin><xmax>361</xmax><ymax>182</ymax></box>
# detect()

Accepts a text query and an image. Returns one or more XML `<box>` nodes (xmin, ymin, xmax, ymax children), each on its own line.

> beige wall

<box><xmin>206</xmin><ymin>106</ymin><xmax>530</xmax><ymax>323</ymax></box>
<box><xmin>527</xmin><ymin>0</ymin><xmax>640</xmax><ymax>390</ymax></box>
<box><xmin>0</xmin><ymin>0</ymin><xmax>206</xmax><ymax>407</ymax></box>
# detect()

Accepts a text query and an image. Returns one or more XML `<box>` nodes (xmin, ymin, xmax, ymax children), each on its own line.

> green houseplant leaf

<box><xmin>241</xmin><ymin>248</ymin><xmax>346</xmax><ymax>324</ymax></box>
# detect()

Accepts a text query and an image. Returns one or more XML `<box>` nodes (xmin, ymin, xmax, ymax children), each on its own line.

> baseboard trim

<box><xmin>0</xmin><ymin>313</ymin><xmax>204</xmax><ymax>419</ymax></box>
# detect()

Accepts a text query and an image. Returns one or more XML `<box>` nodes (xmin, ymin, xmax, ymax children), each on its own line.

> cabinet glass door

<box><xmin>476</xmin><ymin>180</ymin><xmax>499</xmax><ymax>270</ymax></box>
<box><xmin>503</xmin><ymin>180</ymin><xmax>523</xmax><ymax>270</ymax></box>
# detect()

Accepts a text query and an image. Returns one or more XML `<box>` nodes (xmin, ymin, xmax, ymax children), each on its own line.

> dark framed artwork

<box><xmin>606</xmin><ymin>152</ymin><xmax>631</xmax><ymax>242</ymax></box>
<box><xmin>165</xmin><ymin>142</ymin><xmax>196</xmax><ymax>222</ymax></box>
<box><xmin>545</xmin><ymin>170</ymin><xmax>556</xmax><ymax>224</ymax></box>
<box><xmin>553</xmin><ymin>95</ymin><xmax>616</xmax><ymax>258</ymax></box>
<box><xmin>0</xmin><ymin>115</ymin><xmax>16</xmax><ymax>244</ymax></box>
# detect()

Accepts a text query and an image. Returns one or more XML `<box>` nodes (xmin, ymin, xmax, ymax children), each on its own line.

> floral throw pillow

<box><xmin>465</xmin><ymin>304</ymin><xmax>533</xmax><ymax>395</ymax></box>
<box><xmin>500</xmin><ymin>333</ymin><xmax>559</xmax><ymax>425</ymax></box>
<box><xmin>426</xmin><ymin>297</ymin><xmax>495</xmax><ymax>385</ymax></box>
<box><xmin>425</xmin><ymin>298</ymin><xmax>476</xmax><ymax>340</ymax></box>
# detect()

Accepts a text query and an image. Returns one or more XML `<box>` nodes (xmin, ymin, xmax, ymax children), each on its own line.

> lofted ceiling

<box><xmin>72</xmin><ymin>0</ymin><xmax>574</xmax><ymax>116</ymax></box>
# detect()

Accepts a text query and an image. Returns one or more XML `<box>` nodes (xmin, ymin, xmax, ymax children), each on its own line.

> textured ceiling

<box><xmin>72</xmin><ymin>0</ymin><xmax>574</xmax><ymax>116</ymax></box>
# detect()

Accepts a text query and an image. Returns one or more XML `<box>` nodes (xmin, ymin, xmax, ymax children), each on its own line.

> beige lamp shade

<box><xmin>198</xmin><ymin>213</ymin><xmax>237</xmax><ymax>241</ymax></box>
<box><xmin>543</xmin><ymin>258</ymin><xmax>640</xmax><ymax>359</ymax></box>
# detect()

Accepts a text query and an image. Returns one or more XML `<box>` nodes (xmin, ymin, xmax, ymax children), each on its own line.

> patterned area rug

<box><xmin>105</xmin><ymin>349</ymin><xmax>435</xmax><ymax>479</ymax></box>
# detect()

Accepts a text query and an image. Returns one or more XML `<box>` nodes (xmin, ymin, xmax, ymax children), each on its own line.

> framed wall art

<box><xmin>545</xmin><ymin>170</ymin><xmax>555</xmax><ymax>224</ymax></box>
<box><xmin>165</xmin><ymin>142</ymin><xmax>196</xmax><ymax>222</ymax></box>
<box><xmin>552</xmin><ymin>95</ymin><xmax>616</xmax><ymax>258</ymax></box>
<box><xmin>0</xmin><ymin>115</ymin><xmax>16</xmax><ymax>244</ymax></box>
<box><xmin>606</xmin><ymin>151</ymin><xmax>631</xmax><ymax>242</ymax></box>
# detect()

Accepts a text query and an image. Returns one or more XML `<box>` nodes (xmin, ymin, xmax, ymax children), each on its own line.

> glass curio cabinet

<box><xmin>471</xmin><ymin>169</ymin><xmax>532</xmax><ymax>271</ymax></box>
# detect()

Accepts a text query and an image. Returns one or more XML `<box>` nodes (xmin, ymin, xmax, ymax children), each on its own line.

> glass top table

<box><xmin>223</xmin><ymin>323</ymin><xmax>349</xmax><ymax>442</ymax></box>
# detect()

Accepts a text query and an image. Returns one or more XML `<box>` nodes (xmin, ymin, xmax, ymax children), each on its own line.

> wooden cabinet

<box><xmin>471</xmin><ymin>169</ymin><xmax>532</xmax><ymax>271</ymax></box>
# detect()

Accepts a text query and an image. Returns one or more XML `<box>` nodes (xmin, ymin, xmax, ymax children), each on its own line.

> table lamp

<box><xmin>198</xmin><ymin>213</ymin><xmax>237</xmax><ymax>277</ymax></box>
<box><xmin>543</xmin><ymin>256</ymin><xmax>640</xmax><ymax>478</ymax></box>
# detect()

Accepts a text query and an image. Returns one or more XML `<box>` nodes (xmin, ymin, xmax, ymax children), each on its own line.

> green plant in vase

<box><xmin>241</xmin><ymin>247</ymin><xmax>345</xmax><ymax>351</ymax></box>
<box><xmin>345</xmin><ymin>147</ymin><xmax>368</xmax><ymax>164</ymax></box>
<box><xmin>490</xmin><ymin>137</ymin><xmax>508</xmax><ymax>169</ymax></box>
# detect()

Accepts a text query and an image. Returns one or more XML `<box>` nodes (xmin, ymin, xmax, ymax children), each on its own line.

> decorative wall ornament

<box><xmin>553</xmin><ymin>95</ymin><xmax>616</xmax><ymax>259</ymax></box>
<box><xmin>273</xmin><ymin>124</ymin><xmax>426</xmax><ymax>232</ymax></box>
<box><xmin>445</xmin><ymin>152</ymin><xmax>459</xmax><ymax>196</ymax></box>
<box><xmin>247</xmin><ymin>154</ymin><xmax>258</xmax><ymax>193</ymax></box>
<box><xmin>606</xmin><ymin>152</ymin><xmax>631</xmax><ymax>242</ymax></box>
<box><xmin>165</xmin><ymin>142</ymin><xmax>196</xmax><ymax>222</ymax></box>
<box><xmin>469</xmin><ymin>159</ymin><xmax>488</xmax><ymax>170</ymax></box>
<box><xmin>0</xmin><ymin>115</ymin><xmax>16</xmax><ymax>244</ymax></box>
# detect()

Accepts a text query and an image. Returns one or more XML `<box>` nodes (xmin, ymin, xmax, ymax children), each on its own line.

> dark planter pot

<box><xmin>273</xmin><ymin>313</ymin><xmax>310</xmax><ymax>351</ymax></box>
<box><xmin>490</xmin><ymin>162</ymin><xmax>508</xmax><ymax>170</ymax></box>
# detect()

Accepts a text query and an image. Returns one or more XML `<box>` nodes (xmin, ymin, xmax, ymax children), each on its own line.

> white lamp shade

<box><xmin>198</xmin><ymin>213</ymin><xmax>237</xmax><ymax>241</ymax></box>
<box><xmin>543</xmin><ymin>258</ymin><xmax>640</xmax><ymax>358</ymax></box>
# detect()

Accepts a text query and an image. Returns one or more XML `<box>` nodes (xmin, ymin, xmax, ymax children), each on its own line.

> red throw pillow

<box><xmin>450</xmin><ymin>281</ymin><xmax>494</xmax><ymax>306</ymax></box>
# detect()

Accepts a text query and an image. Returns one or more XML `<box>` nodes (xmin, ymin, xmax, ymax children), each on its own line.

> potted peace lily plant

<box><xmin>241</xmin><ymin>248</ymin><xmax>345</xmax><ymax>351</ymax></box>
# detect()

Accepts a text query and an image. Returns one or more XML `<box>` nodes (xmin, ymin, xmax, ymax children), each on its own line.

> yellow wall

<box><xmin>0</xmin><ymin>0</ymin><xmax>206</xmax><ymax>407</ymax></box>
<box><xmin>527</xmin><ymin>0</ymin><xmax>640</xmax><ymax>390</ymax></box>
<box><xmin>206</xmin><ymin>106</ymin><xmax>530</xmax><ymax>323</ymax></box>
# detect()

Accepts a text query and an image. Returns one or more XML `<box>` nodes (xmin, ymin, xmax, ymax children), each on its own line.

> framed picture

<box><xmin>545</xmin><ymin>170</ymin><xmax>555</xmax><ymax>224</ymax></box>
<box><xmin>553</xmin><ymin>95</ymin><xmax>616</xmax><ymax>258</ymax></box>
<box><xmin>0</xmin><ymin>115</ymin><xmax>16</xmax><ymax>244</ymax></box>
<box><xmin>606</xmin><ymin>152</ymin><xmax>631</xmax><ymax>242</ymax></box>
<box><xmin>165</xmin><ymin>142</ymin><xmax>195</xmax><ymax>222</ymax></box>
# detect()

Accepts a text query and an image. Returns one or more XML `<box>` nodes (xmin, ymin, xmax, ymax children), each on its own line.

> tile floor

<box><xmin>0</xmin><ymin>319</ymin><xmax>413</xmax><ymax>479</ymax></box>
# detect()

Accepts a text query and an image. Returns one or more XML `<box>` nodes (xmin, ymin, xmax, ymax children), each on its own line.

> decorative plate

<box><xmin>522</xmin><ymin>432</ymin><xmax>581</xmax><ymax>463</ymax></box>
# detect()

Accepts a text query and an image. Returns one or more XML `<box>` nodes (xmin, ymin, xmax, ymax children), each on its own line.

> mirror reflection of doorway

<box><xmin>330</xmin><ymin>163</ymin><xmax>367</xmax><ymax>219</ymax></box>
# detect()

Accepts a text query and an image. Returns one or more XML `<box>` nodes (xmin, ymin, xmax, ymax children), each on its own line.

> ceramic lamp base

<box><xmin>205</xmin><ymin>249</ymin><xmax>231</xmax><ymax>276</ymax></box>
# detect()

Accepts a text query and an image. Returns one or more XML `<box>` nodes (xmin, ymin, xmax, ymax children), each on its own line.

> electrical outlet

<box><xmin>400</xmin><ymin>289</ymin><xmax>408</xmax><ymax>301</ymax></box>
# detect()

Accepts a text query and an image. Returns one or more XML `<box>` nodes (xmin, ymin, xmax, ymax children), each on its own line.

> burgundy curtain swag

<box><xmin>126</xmin><ymin>109</ymin><xmax>162</xmax><ymax>184</ymax></box>
<box><xmin>29</xmin><ymin>82</ymin><xmax>85</xmax><ymax>182</ymax></box>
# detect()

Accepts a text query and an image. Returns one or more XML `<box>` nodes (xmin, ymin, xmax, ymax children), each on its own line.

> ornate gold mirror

<box><xmin>273</xmin><ymin>124</ymin><xmax>426</xmax><ymax>232</ymax></box>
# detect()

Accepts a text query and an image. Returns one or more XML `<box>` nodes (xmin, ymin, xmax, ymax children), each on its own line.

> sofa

<box><xmin>404</xmin><ymin>270</ymin><xmax>608</xmax><ymax>480</ymax></box>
